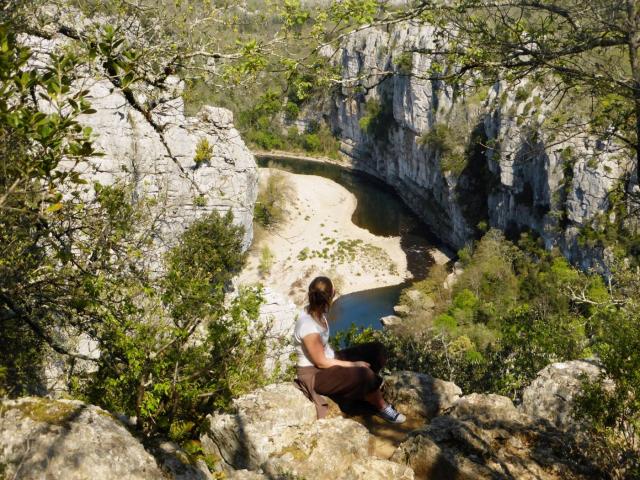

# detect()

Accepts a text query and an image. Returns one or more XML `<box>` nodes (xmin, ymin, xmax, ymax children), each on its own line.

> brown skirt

<box><xmin>295</xmin><ymin>341</ymin><xmax>386</xmax><ymax>418</ymax></box>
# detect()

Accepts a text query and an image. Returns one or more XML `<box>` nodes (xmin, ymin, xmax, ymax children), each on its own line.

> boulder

<box><xmin>380</xmin><ymin>314</ymin><xmax>403</xmax><ymax>327</ymax></box>
<box><xmin>391</xmin><ymin>393</ymin><xmax>601</xmax><ymax>480</ymax></box>
<box><xmin>521</xmin><ymin>360</ymin><xmax>604</xmax><ymax>431</ymax></box>
<box><xmin>393</xmin><ymin>305</ymin><xmax>411</xmax><ymax>316</ymax></box>
<box><xmin>384</xmin><ymin>371</ymin><xmax>462</xmax><ymax>420</ymax></box>
<box><xmin>404</xmin><ymin>290</ymin><xmax>436</xmax><ymax>311</ymax></box>
<box><xmin>262</xmin><ymin>417</ymin><xmax>372</xmax><ymax>479</ymax></box>
<box><xmin>405</xmin><ymin>289</ymin><xmax>423</xmax><ymax>303</ymax></box>
<box><xmin>201</xmin><ymin>381</ymin><xmax>418</xmax><ymax>479</ymax></box>
<box><xmin>200</xmin><ymin>383</ymin><xmax>316</xmax><ymax>470</ymax></box>
<box><xmin>337</xmin><ymin>457</ymin><xmax>415</xmax><ymax>480</ymax></box>
<box><xmin>0</xmin><ymin>397</ymin><xmax>165</xmax><ymax>480</ymax></box>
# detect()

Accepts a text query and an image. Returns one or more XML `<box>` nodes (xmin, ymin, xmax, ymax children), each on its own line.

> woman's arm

<box><xmin>302</xmin><ymin>333</ymin><xmax>370</xmax><ymax>369</ymax></box>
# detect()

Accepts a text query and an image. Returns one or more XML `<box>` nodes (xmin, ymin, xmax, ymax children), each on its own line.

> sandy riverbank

<box><xmin>238</xmin><ymin>168</ymin><xmax>412</xmax><ymax>306</ymax></box>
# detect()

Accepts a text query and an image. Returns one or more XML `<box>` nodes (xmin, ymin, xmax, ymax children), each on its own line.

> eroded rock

<box><xmin>381</xmin><ymin>314</ymin><xmax>403</xmax><ymax>327</ymax></box>
<box><xmin>263</xmin><ymin>417</ymin><xmax>372</xmax><ymax>479</ymax></box>
<box><xmin>384</xmin><ymin>371</ymin><xmax>462</xmax><ymax>420</ymax></box>
<box><xmin>200</xmin><ymin>383</ymin><xmax>316</xmax><ymax>470</ymax></box>
<box><xmin>201</xmin><ymin>381</ymin><xmax>418</xmax><ymax>479</ymax></box>
<box><xmin>391</xmin><ymin>393</ymin><xmax>601</xmax><ymax>480</ymax></box>
<box><xmin>0</xmin><ymin>397</ymin><xmax>165</xmax><ymax>480</ymax></box>
<box><xmin>521</xmin><ymin>360</ymin><xmax>603</xmax><ymax>431</ymax></box>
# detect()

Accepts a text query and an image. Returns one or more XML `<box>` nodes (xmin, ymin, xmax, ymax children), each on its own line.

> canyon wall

<box><xmin>23</xmin><ymin>14</ymin><xmax>258</xmax><ymax>258</ymax></box>
<box><xmin>325</xmin><ymin>21</ymin><xmax>631</xmax><ymax>269</ymax></box>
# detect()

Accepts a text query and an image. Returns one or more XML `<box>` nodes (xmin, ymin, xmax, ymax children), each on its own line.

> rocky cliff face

<box><xmin>23</xmin><ymin>26</ymin><xmax>258</xmax><ymax>257</ymax></box>
<box><xmin>20</xmin><ymin>16</ymin><xmax>258</xmax><ymax>395</ymax></box>
<box><xmin>326</xmin><ymin>21</ymin><xmax>632</xmax><ymax>268</ymax></box>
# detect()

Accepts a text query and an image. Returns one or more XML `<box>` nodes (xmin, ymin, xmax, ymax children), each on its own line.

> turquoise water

<box><xmin>256</xmin><ymin>156</ymin><xmax>442</xmax><ymax>332</ymax></box>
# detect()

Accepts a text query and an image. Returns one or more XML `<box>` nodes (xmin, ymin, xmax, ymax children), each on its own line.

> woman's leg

<box><xmin>364</xmin><ymin>387</ymin><xmax>385</xmax><ymax>410</ymax></box>
<box><xmin>334</xmin><ymin>341</ymin><xmax>387</xmax><ymax>373</ymax></box>
<box><xmin>314</xmin><ymin>365</ymin><xmax>382</xmax><ymax>401</ymax></box>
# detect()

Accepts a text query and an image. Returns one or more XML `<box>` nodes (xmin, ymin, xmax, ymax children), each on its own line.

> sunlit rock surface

<box><xmin>326</xmin><ymin>22</ymin><xmax>632</xmax><ymax>269</ymax></box>
<box><xmin>391</xmin><ymin>393</ymin><xmax>600</xmax><ymax>479</ymax></box>
<box><xmin>0</xmin><ymin>398</ymin><xmax>165</xmax><ymax>480</ymax></box>
<box><xmin>521</xmin><ymin>360</ymin><xmax>604</xmax><ymax>431</ymax></box>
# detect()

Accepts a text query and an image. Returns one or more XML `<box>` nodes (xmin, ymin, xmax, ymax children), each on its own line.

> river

<box><xmin>256</xmin><ymin>156</ymin><xmax>444</xmax><ymax>334</ymax></box>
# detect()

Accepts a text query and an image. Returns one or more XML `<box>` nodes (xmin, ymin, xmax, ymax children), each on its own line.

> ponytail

<box><xmin>306</xmin><ymin>276</ymin><xmax>335</xmax><ymax>323</ymax></box>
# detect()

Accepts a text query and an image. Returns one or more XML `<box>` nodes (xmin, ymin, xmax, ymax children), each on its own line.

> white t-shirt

<box><xmin>293</xmin><ymin>309</ymin><xmax>336</xmax><ymax>367</ymax></box>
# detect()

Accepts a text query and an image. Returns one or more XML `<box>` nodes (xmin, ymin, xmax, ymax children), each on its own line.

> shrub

<box><xmin>80</xmin><ymin>211</ymin><xmax>269</xmax><ymax>437</ymax></box>
<box><xmin>339</xmin><ymin>230</ymin><xmax>605</xmax><ymax>397</ymax></box>
<box><xmin>193</xmin><ymin>194</ymin><xmax>207</xmax><ymax>207</ymax></box>
<box><xmin>254</xmin><ymin>168</ymin><xmax>292</xmax><ymax>229</ymax></box>
<box><xmin>574</xmin><ymin>304</ymin><xmax>640</xmax><ymax>479</ymax></box>
<box><xmin>284</xmin><ymin>101</ymin><xmax>300</xmax><ymax>121</ymax></box>
<box><xmin>194</xmin><ymin>138</ymin><xmax>213</xmax><ymax>166</ymax></box>
<box><xmin>302</xmin><ymin>133</ymin><xmax>321</xmax><ymax>152</ymax></box>
<box><xmin>419</xmin><ymin>123</ymin><xmax>468</xmax><ymax>175</ymax></box>
<box><xmin>358</xmin><ymin>96</ymin><xmax>395</xmax><ymax>141</ymax></box>
<box><xmin>394</xmin><ymin>51</ymin><xmax>413</xmax><ymax>75</ymax></box>
<box><xmin>258</xmin><ymin>245</ymin><xmax>275</xmax><ymax>277</ymax></box>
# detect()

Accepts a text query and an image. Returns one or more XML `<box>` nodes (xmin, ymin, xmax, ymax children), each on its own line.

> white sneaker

<box><xmin>377</xmin><ymin>404</ymin><xmax>406</xmax><ymax>424</ymax></box>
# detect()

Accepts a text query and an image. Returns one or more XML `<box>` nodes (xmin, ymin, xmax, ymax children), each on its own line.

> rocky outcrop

<box><xmin>201</xmin><ymin>383</ymin><xmax>317</xmax><ymax>470</ymax></box>
<box><xmin>521</xmin><ymin>360</ymin><xmax>604</xmax><ymax>431</ymax></box>
<box><xmin>0</xmin><ymin>397</ymin><xmax>166</xmax><ymax>479</ymax></box>
<box><xmin>22</xmin><ymin>26</ymin><xmax>258</xmax><ymax>258</ymax></box>
<box><xmin>0</xmin><ymin>365</ymin><xmax>605</xmax><ymax>480</ymax></box>
<box><xmin>199</xmin><ymin>367</ymin><xmax>604</xmax><ymax>479</ymax></box>
<box><xmin>200</xmin><ymin>382</ymin><xmax>417</xmax><ymax>479</ymax></box>
<box><xmin>383</xmin><ymin>371</ymin><xmax>462</xmax><ymax>420</ymax></box>
<box><xmin>391</xmin><ymin>393</ymin><xmax>601</xmax><ymax>479</ymax></box>
<box><xmin>327</xmin><ymin>21</ymin><xmax>632</xmax><ymax>269</ymax></box>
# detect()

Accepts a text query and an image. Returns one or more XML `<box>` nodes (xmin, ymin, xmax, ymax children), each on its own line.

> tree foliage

<box><xmin>340</xmin><ymin>228</ymin><xmax>639</xmax><ymax>477</ymax></box>
<box><xmin>0</xmin><ymin>16</ymin><xmax>270</xmax><ymax>443</ymax></box>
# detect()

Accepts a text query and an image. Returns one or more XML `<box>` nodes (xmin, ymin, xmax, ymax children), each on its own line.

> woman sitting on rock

<box><xmin>293</xmin><ymin>276</ymin><xmax>406</xmax><ymax>423</ymax></box>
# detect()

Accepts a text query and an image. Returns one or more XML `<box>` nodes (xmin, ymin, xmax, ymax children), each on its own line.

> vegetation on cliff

<box><xmin>0</xmin><ymin>16</ymin><xmax>270</xmax><ymax>443</ymax></box>
<box><xmin>336</xmin><ymin>229</ymin><xmax>640</xmax><ymax>477</ymax></box>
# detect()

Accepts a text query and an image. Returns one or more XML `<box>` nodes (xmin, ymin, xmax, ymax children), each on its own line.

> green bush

<box><xmin>258</xmin><ymin>245</ymin><xmax>275</xmax><ymax>277</ymax></box>
<box><xmin>358</xmin><ymin>97</ymin><xmax>395</xmax><ymax>141</ymax></box>
<box><xmin>302</xmin><ymin>133</ymin><xmax>321</xmax><ymax>152</ymax></box>
<box><xmin>255</xmin><ymin>168</ymin><xmax>292</xmax><ymax>229</ymax></box>
<box><xmin>419</xmin><ymin>123</ymin><xmax>468</xmax><ymax>175</ymax></box>
<box><xmin>394</xmin><ymin>51</ymin><xmax>413</xmax><ymax>75</ymax></box>
<box><xmin>80</xmin><ymin>211</ymin><xmax>269</xmax><ymax>436</ymax></box>
<box><xmin>339</xmin><ymin>230</ymin><xmax>601</xmax><ymax>397</ymax></box>
<box><xmin>194</xmin><ymin>138</ymin><xmax>213</xmax><ymax>165</ymax></box>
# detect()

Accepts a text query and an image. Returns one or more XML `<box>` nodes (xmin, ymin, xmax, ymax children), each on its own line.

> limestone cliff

<box><xmin>324</xmin><ymin>21</ymin><xmax>632</xmax><ymax>268</ymax></box>
<box><xmin>22</xmin><ymin>20</ymin><xmax>258</xmax><ymax>256</ymax></box>
<box><xmin>19</xmin><ymin>14</ymin><xmax>258</xmax><ymax>395</ymax></box>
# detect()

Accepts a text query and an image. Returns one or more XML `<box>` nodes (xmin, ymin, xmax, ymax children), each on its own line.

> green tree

<box><xmin>0</xmin><ymin>22</ymin><xmax>105</xmax><ymax>394</ymax></box>
<box><xmin>81</xmin><ymin>210</ymin><xmax>268</xmax><ymax>435</ymax></box>
<box><xmin>0</xmin><ymin>18</ymin><xmax>269</xmax><ymax>441</ymax></box>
